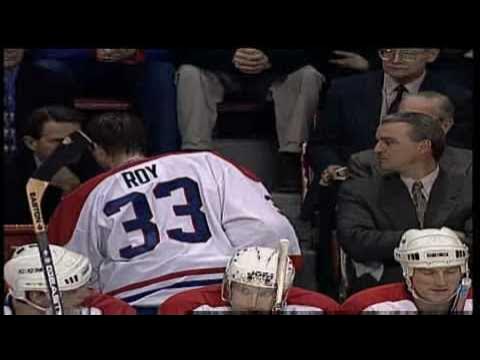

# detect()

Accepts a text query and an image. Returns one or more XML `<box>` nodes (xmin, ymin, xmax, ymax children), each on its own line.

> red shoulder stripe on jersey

<box><xmin>286</xmin><ymin>287</ymin><xmax>341</xmax><ymax>314</ymax></box>
<box><xmin>341</xmin><ymin>283</ymin><xmax>410</xmax><ymax>315</ymax></box>
<box><xmin>107</xmin><ymin>267</ymin><xmax>226</xmax><ymax>297</ymax></box>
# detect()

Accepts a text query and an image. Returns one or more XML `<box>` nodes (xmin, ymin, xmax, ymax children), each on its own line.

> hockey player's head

<box><xmin>221</xmin><ymin>246</ymin><xmax>295</xmax><ymax>313</ymax></box>
<box><xmin>4</xmin><ymin>244</ymin><xmax>93</xmax><ymax>315</ymax></box>
<box><xmin>86</xmin><ymin>111</ymin><xmax>147</xmax><ymax>169</ymax></box>
<box><xmin>394</xmin><ymin>227</ymin><xmax>469</xmax><ymax>307</ymax></box>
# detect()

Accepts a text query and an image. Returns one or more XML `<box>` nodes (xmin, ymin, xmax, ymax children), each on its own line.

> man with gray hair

<box><xmin>348</xmin><ymin>91</ymin><xmax>472</xmax><ymax>178</ymax></box>
<box><xmin>337</xmin><ymin>112</ymin><xmax>472</xmax><ymax>294</ymax></box>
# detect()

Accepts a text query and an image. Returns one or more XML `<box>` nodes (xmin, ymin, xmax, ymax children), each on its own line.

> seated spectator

<box><xmin>300</xmin><ymin>49</ymin><xmax>473</xmax><ymax>294</ymax></box>
<box><xmin>4</xmin><ymin>48</ymin><xmax>75</xmax><ymax>164</ymax></box>
<box><xmin>159</xmin><ymin>246</ymin><xmax>340</xmax><ymax>314</ymax></box>
<box><xmin>31</xmin><ymin>48</ymin><xmax>179</xmax><ymax>155</ymax></box>
<box><xmin>47</xmin><ymin>111</ymin><xmax>301</xmax><ymax>314</ymax></box>
<box><xmin>176</xmin><ymin>48</ymin><xmax>326</xmax><ymax>192</ymax></box>
<box><xmin>348</xmin><ymin>91</ymin><xmax>472</xmax><ymax>178</ymax></box>
<box><xmin>3</xmin><ymin>244</ymin><xmax>136</xmax><ymax>315</ymax></box>
<box><xmin>341</xmin><ymin>228</ymin><xmax>472</xmax><ymax>314</ymax></box>
<box><xmin>337</xmin><ymin>112</ymin><xmax>472</xmax><ymax>294</ymax></box>
<box><xmin>307</xmin><ymin>48</ymin><xmax>472</xmax><ymax>189</ymax></box>
<box><xmin>4</xmin><ymin>105</ymin><xmax>101</xmax><ymax>224</ymax></box>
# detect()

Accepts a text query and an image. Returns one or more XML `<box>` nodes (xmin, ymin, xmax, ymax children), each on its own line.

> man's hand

<box><xmin>50</xmin><ymin>167</ymin><xmax>81</xmax><ymax>194</ymax></box>
<box><xmin>319</xmin><ymin>165</ymin><xmax>350</xmax><ymax>187</ymax></box>
<box><xmin>96</xmin><ymin>48</ymin><xmax>137</xmax><ymax>62</ymax></box>
<box><xmin>329</xmin><ymin>50</ymin><xmax>369</xmax><ymax>71</ymax></box>
<box><xmin>233</xmin><ymin>48</ymin><xmax>271</xmax><ymax>74</ymax></box>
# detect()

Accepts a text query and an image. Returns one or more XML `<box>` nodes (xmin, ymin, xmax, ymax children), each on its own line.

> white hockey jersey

<box><xmin>341</xmin><ymin>282</ymin><xmax>473</xmax><ymax>315</ymax></box>
<box><xmin>48</xmin><ymin>152</ymin><xmax>301</xmax><ymax>307</ymax></box>
<box><xmin>159</xmin><ymin>285</ymin><xmax>341</xmax><ymax>315</ymax></box>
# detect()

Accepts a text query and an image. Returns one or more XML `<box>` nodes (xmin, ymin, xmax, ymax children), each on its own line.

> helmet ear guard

<box><xmin>4</xmin><ymin>244</ymin><xmax>92</xmax><ymax>303</ymax></box>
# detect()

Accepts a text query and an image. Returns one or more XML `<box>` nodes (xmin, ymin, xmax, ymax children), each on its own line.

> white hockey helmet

<box><xmin>221</xmin><ymin>246</ymin><xmax>295</xmax><ymax>302</ymax></box>
<box><xmin>4</xmin><ymin>244</ymin><xmax>92</xmax><ymax>301</ymax></box>
<box><xmin>394</xmin><ymin>227</ymin><xmax>469</xmax><ymax>292</ymax></box>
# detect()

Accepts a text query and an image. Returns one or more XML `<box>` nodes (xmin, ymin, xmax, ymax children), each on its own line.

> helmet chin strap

<box><xmin>13</xmin><ymin>291</ymin><xmax>50</xmax><ymax>314</ymax></box>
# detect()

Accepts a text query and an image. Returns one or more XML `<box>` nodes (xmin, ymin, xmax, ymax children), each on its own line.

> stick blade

<box><xmin>32</xmin><ymin>130</ymin><xmax>94</xmax><ymax>181</ymax></box>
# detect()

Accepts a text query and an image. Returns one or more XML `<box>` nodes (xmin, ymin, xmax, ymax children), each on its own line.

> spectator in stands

<box><xmin>336</xmin><ymin>112</ymin><xmax>472</xmax><ymax>294</ymax></box>
<box><xmin>341</xmin><ymin>227</ymin><xmax>472</xmax><ymax>314</ymax></box>
<box><xmin>4</xmin><ymin>244</ymin><xmax>136</xmax><ymax>315</ymax></box>
<box><xmin>307</xmin><ymin>48</ymin><xmax>471</xmax><ymax>195</ymax></box>
<box><xmin>4</xmin><ymin>105</ymin><xmax>101</xmax><ymax>224</ymax></box>
<box><xmin>348</xmin><ymin>91</ymin><xmax>472</xmax><ymax>178</ymax></box>
<box><xmin>31</xmin><ymin>48</ymin><xmax>179</xmax><ymax>155</ymax></box>
<box><xmin>300</xmin><ymin>49</ymin><xmax>473</xmax><ymax>295</ymax></box>
<box><xmin>303</xmin><ymin>47</ymin><xmax>472</xmax><ymax>215</ymax></box>
<box><xmin>176</xmin><ymin>48</ymin><xmax>326</xmax><ymax>192</ymax></box>
<box><xmin>3</xmin><ymin>48</ymin><xmax>75</xmax><ymax>164</ymax></box>
<box><xmin>159</xmin><ymin>246</ymin><xmax>339</xmax><ymax>315</ymax></box>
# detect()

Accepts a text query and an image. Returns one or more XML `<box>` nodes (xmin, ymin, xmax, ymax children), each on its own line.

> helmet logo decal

<box><xmin>246</xmin><ymin>271</ymin><xmax>274</xmax><ymax>286</ymax></box>
<box><xmin>18</xmin><ymin>267</ymin><xmax>43</xmax><ymax>274</ymax></box>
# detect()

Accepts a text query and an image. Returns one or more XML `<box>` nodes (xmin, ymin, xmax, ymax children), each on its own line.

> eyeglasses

<box><xmin>378</xmin><ymin>48</ymin><xmax>426</xmax><ymax>62</ymax></box>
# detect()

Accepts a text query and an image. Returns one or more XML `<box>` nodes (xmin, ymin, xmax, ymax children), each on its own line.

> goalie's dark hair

<box><xmin>86</xmin><ymin>111</ymin><xmax>146</xmax><ymax>156</ymax></box>
<box><xmin>23</xmin><ymin>105</ymin><xmax>86</xmax><ymax>139</ymax></box>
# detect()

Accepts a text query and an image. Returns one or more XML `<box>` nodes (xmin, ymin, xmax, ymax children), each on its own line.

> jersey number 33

<box><xmin>103</xmin><ymin>177</ymin><xmax>212</xmax><ymax>259</ymax></box>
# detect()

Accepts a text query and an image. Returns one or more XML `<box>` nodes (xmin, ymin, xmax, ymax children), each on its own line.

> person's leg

<box><xmin>137</xmin><ymin>61</ymin><xmax>180</xmax><ymax>155</ymax></box>
<box><xmin>269</xmin><ymin>66</ymin><xmax>325</xmax><ymax>192</ymax></box>
<box><xmin>270</xmin><ymin>65</ymin><xmax>325</xmax><ymax>154</ymax></box>
<box><xmin>176</xmin><ymin>65</ymin><xmax>225</xmax><ymax>150</ymax></box>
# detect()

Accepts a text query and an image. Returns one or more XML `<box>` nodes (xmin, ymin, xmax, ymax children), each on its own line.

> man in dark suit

<box><xmin>300</xmin><ymin>50</ymin><xmax>473</xmax><ymax>294</ymax></box>
<box><xmin>349</xmin><ymin>91</ymin><xmax>472</xmax><ymax>178</ymax></box>
<box><xmin>337</xmin><ymin>112</ymin><xmax>472</xmax><ymax>294</ymax></box>
<box><xmin>308</xmin><ymin>48</ymin><xmax>472</xmax><ymax>182</ymax></box>
<box><xmin>4</xmin><ymin>106</ymin><xmax>101</xmax><ymax>224</ymax></box>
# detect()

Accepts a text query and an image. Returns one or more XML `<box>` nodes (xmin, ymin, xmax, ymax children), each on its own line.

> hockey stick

<box><xmin>273</xmin><ymin>239</ymin><xmax>290</xmax><ymax>313</ymax></box>
<box><xmin>26</xmin><ymin>130</ymin><xmax>95</xmax><ymax>315</ymax></box>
